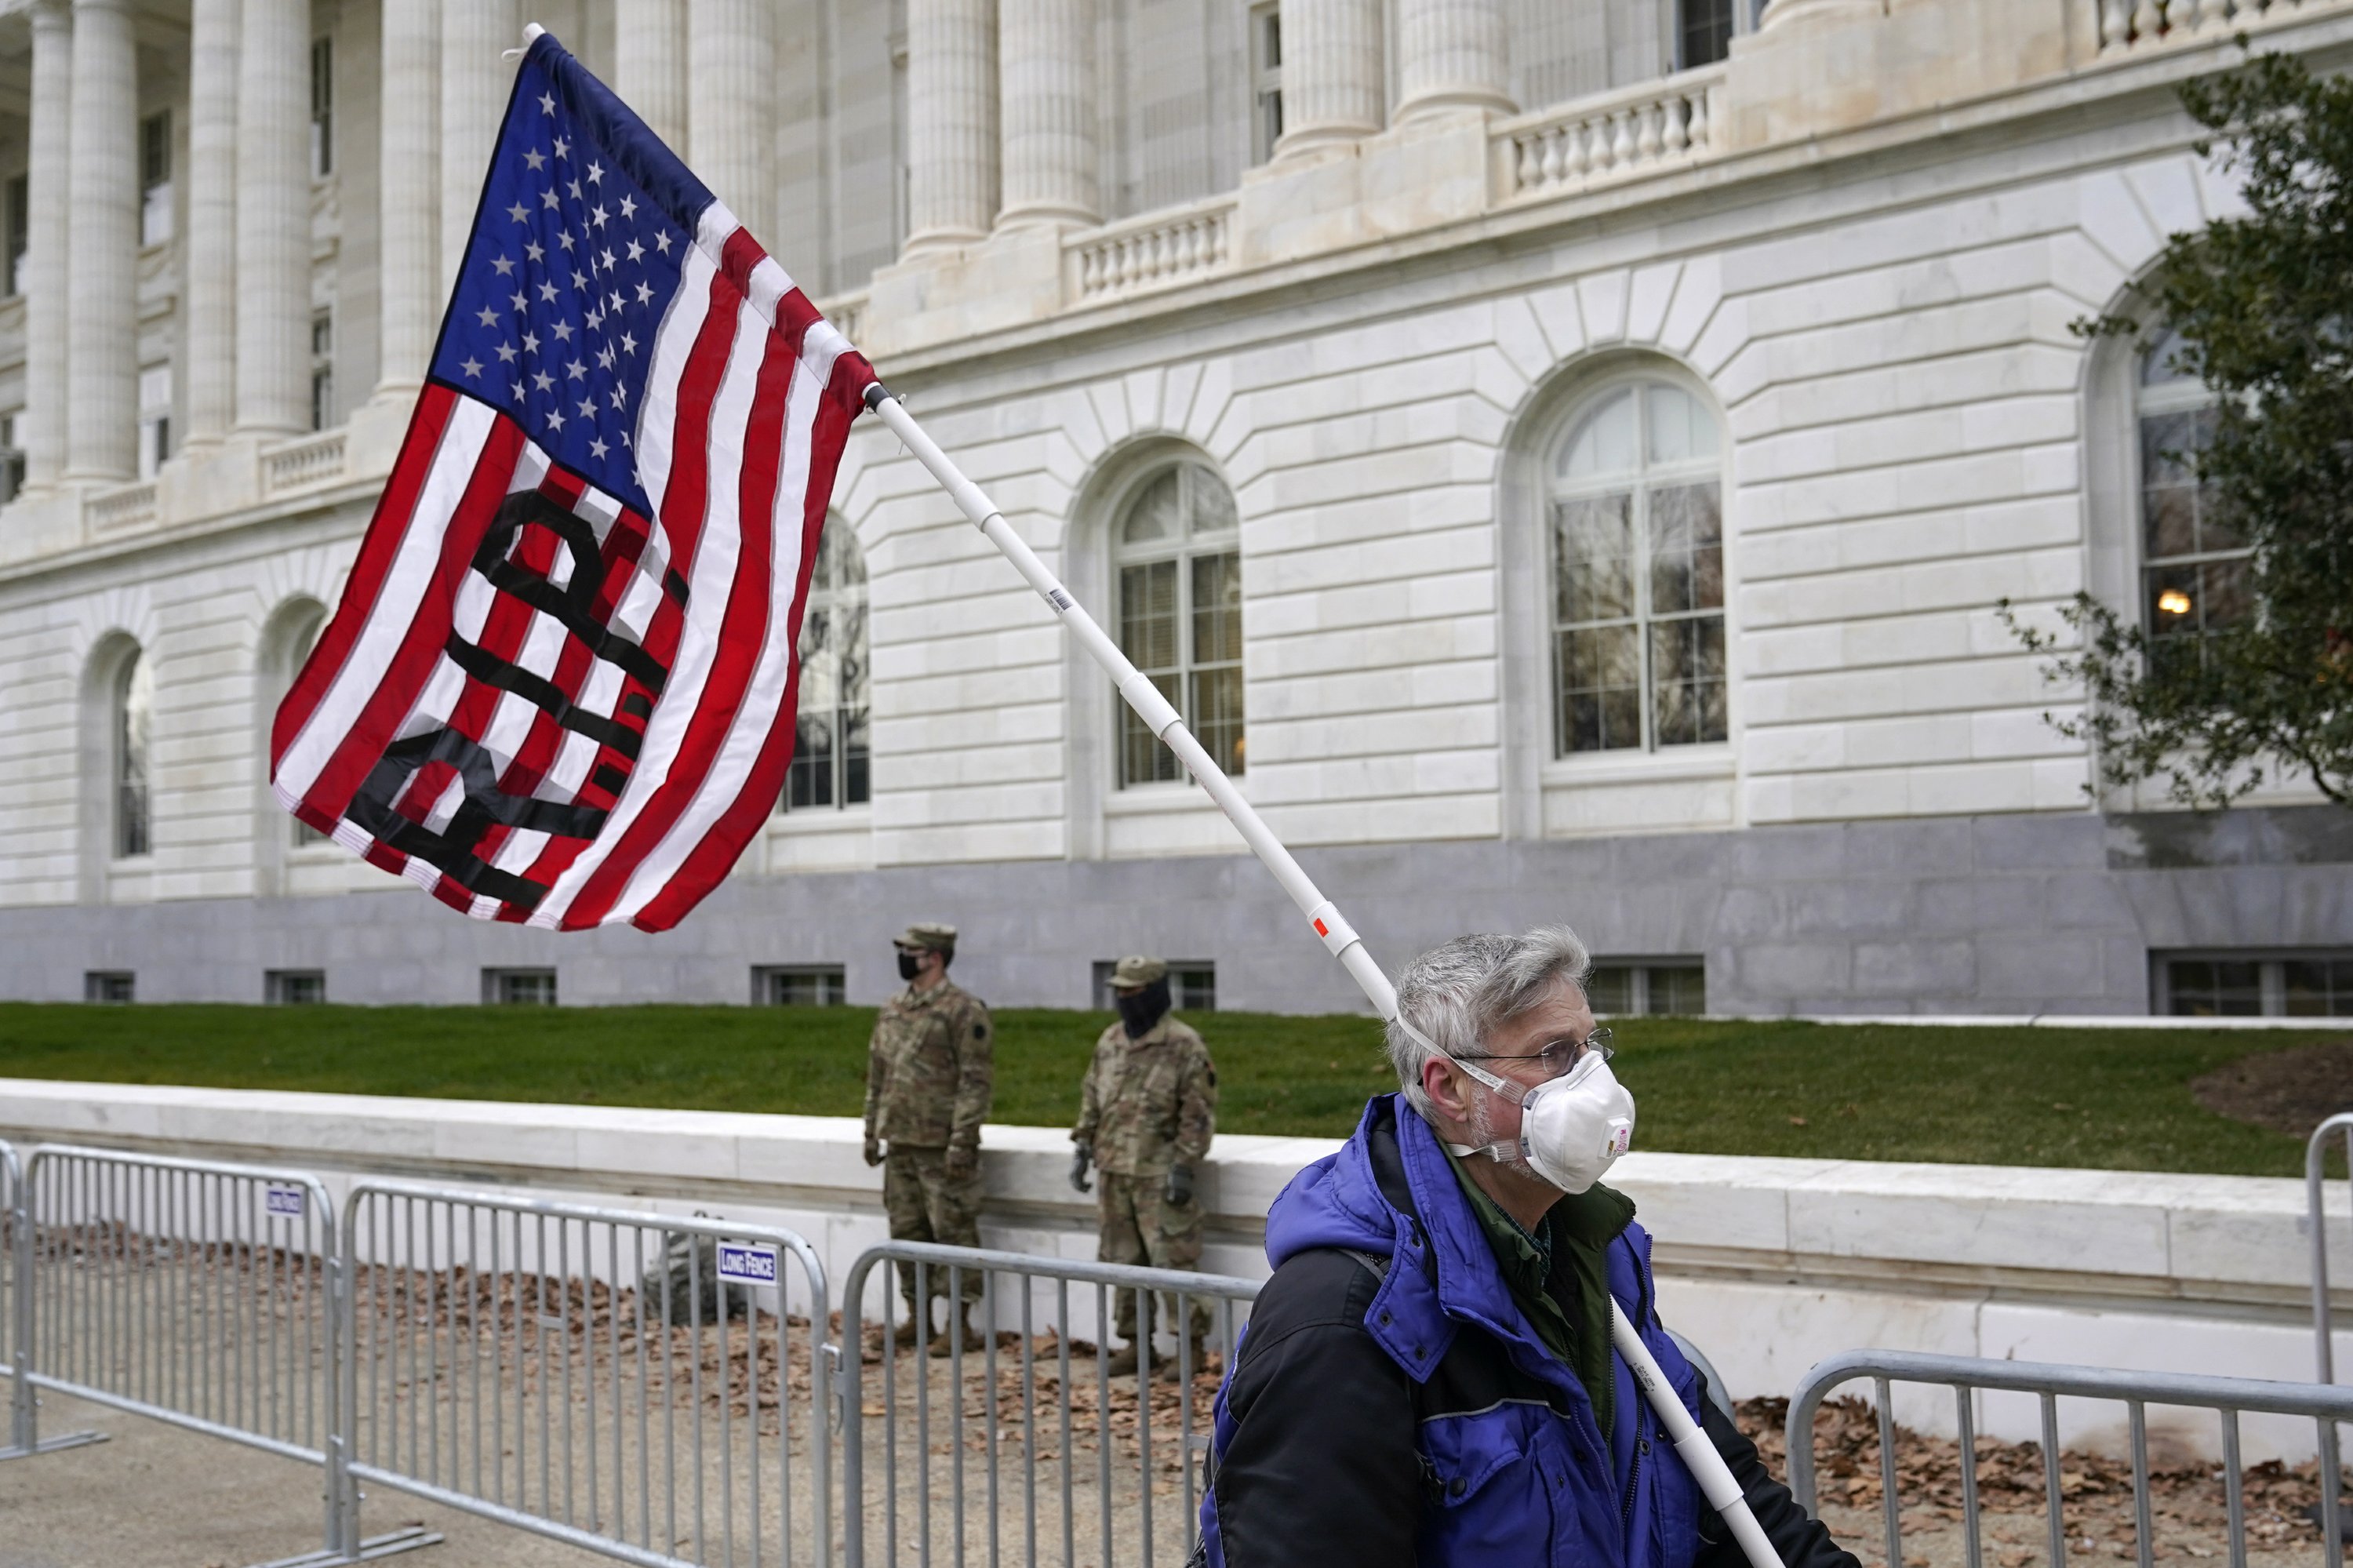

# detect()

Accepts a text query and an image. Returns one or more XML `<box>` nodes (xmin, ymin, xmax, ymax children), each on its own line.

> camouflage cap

<box><xmin>1110</xmin><ymin>955</ymin><xmax>1167</xmax><ymax>988</ymax></box>
<box><xmin>894</xmin><ymin>922</ymin><xmax>958</xmax><ymax>955</ymax></box>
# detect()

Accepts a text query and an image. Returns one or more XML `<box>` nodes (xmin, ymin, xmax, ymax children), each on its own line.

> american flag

<box><xmin>271</xmin><ymin>31</ymin><xmax>875</xmax><ymax>932</ymax></box>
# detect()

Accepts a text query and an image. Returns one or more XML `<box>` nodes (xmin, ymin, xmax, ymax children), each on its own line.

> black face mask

<box><xmin>1115</xmin><ymin>977</ymin><xmax>1172</xmax><ymax>1039</ymax></box>
<box><xmin>897</xmin><ymin>951</ymin><xmax>923</xmax><ymax>982</ymax></box>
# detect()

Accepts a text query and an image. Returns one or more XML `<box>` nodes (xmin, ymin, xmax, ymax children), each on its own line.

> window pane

<box><xmin>1121</xmin><ymin>471</ymin><xmax>1181</xmax><ymax>545</ymax></box>
<box><xmin>1554</xmin><ymin>494</ymin><xmax>1635</xmax><ymax>625</ymax></box>
<box><xmin>1191</xmin><ymin>664</ymin><xmax>1246</xmax><ymax>777</ymax></box>
<box><xmin>1191</xmin><ymin>550</ymin><xmax>1243</xmax><ymax>665</ymax></box>
<box><xmin>1119</xmin><ymin>559</ymin><xmax>1178</xmax><ymax>671</ymax></box>
<box><xmin>117</xmin><ymin>652</ymin><xmax>152</xmax><ymax>859</ymax></box>
<box><xmin>1558</xmin><ymin>626</ymin><xmax>1642</xmax><ymax>753</ymax></box>
<box><xmin>1187</xmin><ymin>467</ymin><xmax>1238</xmax><ymax>537</ymax></box>
<box><xmin>1651</xmin><ymin>616</ymin><xmax>1729</xmax><ymax>747</ymax></box>
<box><xmin>1584</xmin><ymin>966</ymin><xmax>1635</xmax><ymax>1014</ymax></box>
<box><xmin>1557</xmin><ymin>388</ymin><xmax>1638</xmax><ymax>482</ymax></box>
<box><xmin>2166</xmin><ymin>959</ymin><xmax>2263</xmax><ymax>1017</ymax></box>
<box><xmin>1649</xmin><ymin>482</ymin><xmax>1724</xmax><ymax>615</ymax></box>
<box><xmin>1678</xmin><ymin>0</ymin><xmax>1735</xmax><ymax>67</ymax></box>
<box><xmin>2284</xmin><ymin>959</ymin><xmax>2353</xmax><ymax>1017</ymax></box>
<box><xmin>1173</xmin><ymin>964</ymin><xmax>1217</xmax><ymax>1012</ymax></box>
<box><xmin>1647</xmin><ymin>965</ymin><xmax>1707</xmax><ymax>1015</ymax></box>
<box><xmin>843</xmin><ymin>704</ymin><xmax>870</xmax><ymax>805</ymax></box>
<box><xmin>1646</xmin><ymin>385</ymin><xmax>1718</xmax><ymax>465</ymax></box>
<box><xmin>2140</xmin><ymin>328</ymin><xmax>2198</xmax><ymax>387</ymax></box>
<box><xmin>789</xmin><ymin>711</ymin><xmax>835</xmax><ymax>808</ymax></box>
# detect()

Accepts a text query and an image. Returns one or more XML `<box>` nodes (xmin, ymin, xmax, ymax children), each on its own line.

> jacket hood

<box><xmin>1265</xmin><ymin>1093</ymin><xmax>1595</xmax><ymax>1395</ymax></box>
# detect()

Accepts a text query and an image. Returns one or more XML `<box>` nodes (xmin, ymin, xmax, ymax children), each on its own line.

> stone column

<box><xmin>375</xmin><ymin>0</ymin><xmax>439</xmax><ymax>396</ymax></box>
<box><xmin>182</xmin><ymin>0</ymin><xmax>238</xmax><ymax>449</ymax></box>
<box><xmin>64</xmin><ymin>0</ymin><xmax>136</xmax><ymax>482</ymax></box>
<box><xmin>1394</xmin><ymin>0</ymin><xmax>1513</xmax><ymax>123</ymax></box>
<box><xmin>20</xmin><ymin>0</ymin><xmax>71</xmax><ymax>492</ymax></box>
<box><xmin>441</xmin><ymin>0</ymin><xmax>517</xmax><ymax>290</ymax></box>
<box><xmin>234</xmin><ymin>0</ymin><xmax>311</xmax><ymax>436</ymax></box>
<box><xmin>687</xmin><ymin>0</ymin><xmax>775</xmax><ymax>241</ymax></box>
<box><xmin>1272</xmin><ymin>0</ymin><xmax>1384</xmax><ymax>158</ymax></box>
<box><xmin>996</xmin><ymin>0</ymin><xmax>1097</xmax><ymax>231</ymax></box>
<box><xmin>616</xmin><ymin>0</ymin><xmax>688</xmax><ymax>153</ymax></box>
<box><xmin>904</xmin><ymin>0</ymin><xmax>997</xmax><ymax>254</ymax></box>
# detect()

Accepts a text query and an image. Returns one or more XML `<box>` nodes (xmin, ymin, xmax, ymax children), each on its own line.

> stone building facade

<box><xmin>1</xmin><ymin>0</ymin><xmax>2349</xmax><ymax>1017</ymax></box>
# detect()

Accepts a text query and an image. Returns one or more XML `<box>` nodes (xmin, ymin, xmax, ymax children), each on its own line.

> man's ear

<box><xmin>1421</xmin><ymin>1056</ymin><xmax>1471</xmax><ymax>1125</ymax></box>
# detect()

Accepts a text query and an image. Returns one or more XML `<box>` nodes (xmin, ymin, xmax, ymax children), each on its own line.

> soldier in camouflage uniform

<box><xmin>864</xmin><ymin>922</ymin><xmax>994</xmax><ymax>1356</ymax></box>
<box><xmin>1069</xmin><ymin>955</ymin><xmax>1218</xmax><ymax>1378</ymax></box>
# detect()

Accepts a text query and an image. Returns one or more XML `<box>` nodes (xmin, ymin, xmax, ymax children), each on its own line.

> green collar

<box><xmin>1440</xmin><ymin>1145</ymin><xmax>1635</xmax><ymax>1432</ymax></box>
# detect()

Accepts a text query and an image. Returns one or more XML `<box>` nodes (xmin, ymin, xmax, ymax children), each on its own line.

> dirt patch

<box><xmin>2190</xmin><ymin>1041</ymin><xmax>2353</xmax><ymax>1139</ymax></box>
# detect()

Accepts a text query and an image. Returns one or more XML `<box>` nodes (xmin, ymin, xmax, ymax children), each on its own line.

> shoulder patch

<box><xmin>973</xmin><ymin>1022</ymin><xmax>988</xmax><ymax>1039</ymax></box>
<box><xmin>1207</xmin><ymin>1068</ymin><xmax>1217</xmax><ymax>1086</ymax></box>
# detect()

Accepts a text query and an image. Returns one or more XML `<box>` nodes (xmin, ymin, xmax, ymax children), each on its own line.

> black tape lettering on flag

<box><xmin>345</xmin><ymin>728</ymin><xmax>608</xmax><ymax>911</ymax></box>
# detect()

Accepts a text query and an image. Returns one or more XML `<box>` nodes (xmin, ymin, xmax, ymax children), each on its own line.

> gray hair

<box><xmin>1384</xmin><ymin>926</ymin><xmax>1592</xmax><ymax>1119</ymax></box>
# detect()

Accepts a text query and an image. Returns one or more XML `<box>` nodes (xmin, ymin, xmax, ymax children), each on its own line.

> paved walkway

<box><xmin>0</xmin><ymin>1389</ymin><xmax>607</xmax><ymax>1568</ymax></box>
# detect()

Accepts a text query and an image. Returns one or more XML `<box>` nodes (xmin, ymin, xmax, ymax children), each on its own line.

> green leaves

<box><xmin>2014</xmin><ymin>50</ymin><xmax>2353</xmax><ymax>810</ymax></box>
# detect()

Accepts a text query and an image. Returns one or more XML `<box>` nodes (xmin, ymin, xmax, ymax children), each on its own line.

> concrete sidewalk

<box><xmin>0</xmin><ymin>1389</ymin><xmax>607</xmax><ymax>1568</ymax></box>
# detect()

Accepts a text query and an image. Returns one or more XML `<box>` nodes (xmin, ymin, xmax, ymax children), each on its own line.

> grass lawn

<box><xmin>0</xmin><ymin>1002</ymin><xmax>2340</xmax><ymax>1177</ymax></box>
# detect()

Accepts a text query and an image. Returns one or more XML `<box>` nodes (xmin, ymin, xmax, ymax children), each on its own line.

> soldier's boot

<box><xmin>929</xmin><ymin>1302</ymin><xmax>984</xmax><ymax>1358</ymax></box>
<box><xmin>1155</xmin><ymin>1335</ymin><xmax>1208</xmax><ymax>1383</ymax></box>
<box><xmin>893</xmin><ymin>1302</ymin><xmax>926</xmax><ymax>1350</ymax></box>
<box><xmin>1104</xmin><ymin>1337</ymin><xmax>1157</xmax><ymax>1377</ymax></box>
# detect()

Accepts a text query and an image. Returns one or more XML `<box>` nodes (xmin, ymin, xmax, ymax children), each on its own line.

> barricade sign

<box><xmin>717</xmin><ymin>1242</ymin><xmax>779</xmax><ymax>1286</ymax></box>
<box><xmin>264</xmin><ymin>1184</ymin><xmax>308</xmax><ymax>1220</ymax></box>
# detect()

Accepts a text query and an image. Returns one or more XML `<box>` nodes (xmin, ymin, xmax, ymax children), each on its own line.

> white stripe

<box><xmin>633</xmin><ymin>241</ymin><xmax>716</xmax><ymax>528</ymax></box>
<box><xmin>529</xmin><ymin>293</ymin><xmax>768</xmax><ymax>928</ymax></box>
<box><xmin>606</xmin><ymin>333</ymin><xmax>842</xmax><ymax>925</ymax></box>
<box><xmin>274</xmin><ymin>399</ymin><xmax>497</xmax><ymax>802</ymax></box>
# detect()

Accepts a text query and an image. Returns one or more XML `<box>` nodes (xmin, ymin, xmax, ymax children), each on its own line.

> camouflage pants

<box><xmin>1096</xmin><ymin>1170</ymin><xmax>1209</xmax><ymax>1341</ymax></box>
<box><xmin>883</xmin><ymin>1145</ymin><xmax>984</xmax><ymax>1306</ymax></box>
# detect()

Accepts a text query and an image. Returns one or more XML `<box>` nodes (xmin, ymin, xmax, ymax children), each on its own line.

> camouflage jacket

<box><xmin>1072</xmin><ymin>1016</ymin><xmax>1217</xmax><ymax>1177</ymax></box>
<box><xmin>864</xmin><ymin>978</ymin><xmax>994</xmax><ymax>1152</ymax></box>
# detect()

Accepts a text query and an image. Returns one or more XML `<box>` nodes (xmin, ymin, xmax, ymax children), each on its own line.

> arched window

<box><xmin>1547</xmin><ymin>379</ymin><xmax>1726</xmax><ymax>755</ymax></box>
<box><xmin>276</xmin><ymin>605</ymin><xmax>329</xmax><ymax>845</ymax></box>
<box><xmin>1113</xmin><ymin>460</ymin><xmax>1242</xmax><ymax>787</ymax></box>
<box><xmin>784</xmin><ymin>515</ymin><xmax>869</xmax><ymax>811</ymax></box>
<box><xmin>114</xmin><ymin>648</ymin><xmax>152</xmax><ymax>858</ymax></box>
<box><xmin>2137</xmin><ymin>329</ymin><xmax>2248</xmax><ymax>651</ymax></box>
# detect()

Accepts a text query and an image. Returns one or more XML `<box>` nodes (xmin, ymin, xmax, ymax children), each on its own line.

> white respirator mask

<box><xmin>1410</xmin><ymin>1021</ymin><xmax>1636</xmax><ymax>1195</ymax></box>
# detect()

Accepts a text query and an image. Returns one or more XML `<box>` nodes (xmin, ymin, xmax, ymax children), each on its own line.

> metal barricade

<box><xmin>1790</xmin><ymin>1349</ymin><xmax>2353</xmax><ymax>1568</ymax></box>
<box><xmin>6</xmin><ymin>1144</ymin><xmax>431</xmax><ymax>1561</ymax></box>
<box><xmin>0</xmin><ymin>1135</ymin><xmax>104</xmax><ymax>1460</ymax></box>
<box><xmin>341</xmin><ymin>1177</ymin><xmax>834</xmax><ymax>1568</ymax></box>
<box><xmin>838</xmin><ymin>1240</ymin><xmax>1261</xmax><ymax>1568</ymax></box>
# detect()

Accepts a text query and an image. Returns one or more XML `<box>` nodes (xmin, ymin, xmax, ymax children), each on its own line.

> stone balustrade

<box><xmin>822</xmin><ymin>289</ymin><xmax>868</xmax><ymax>351</ymax></box>
<box><xmin>1068</xmin><ymin>198</ymin><xmax>1236</xmax><ymax>304</ymax></box>
<box><xmin>2097</xmin><ymin>0</ymin><xmax>2347</xmax><ymax>50</ymax></box>
<box><xmin>85</xmin><ymin>479</ymin><xmax>156</xmax><ymax>533</ymax></box>
<box><xmin>1497</xmin><ymin>64</ymin><xmax>1726</xmax><ymax>203</ymax></box>
<box><xmin>261</xmin><ymin>428</ymin><xmax>347</xmax><ymax>493</ymax></box>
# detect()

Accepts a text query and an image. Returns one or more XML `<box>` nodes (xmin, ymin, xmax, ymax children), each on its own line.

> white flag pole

<box><xmin>862</xmin><ymin>381</ymin><xmax>1788</xmax><ymax>1568</ymax></box>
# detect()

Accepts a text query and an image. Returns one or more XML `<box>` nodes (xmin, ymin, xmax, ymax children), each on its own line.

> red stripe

<box><xmin>509</xmin><ymin>263</ymin><xmax>746</xmax><ymax>913</ymax></box>
<box><xmin>272</xmin><ymin>387</ymin><xmax>459</xmax><ymax>772</ymax></box>
<box><xmin>561</xmin><ymin>305</ymin><xmax>795</xmax><ymax>931</ymax></box>
<box><xmin>300</xmin><ymin>418</ymin><xmax>531</xmax><ymax>822</ymax></box>
<box><xmin>629</xmin><ymin>373</ymin><xmax>858</xmax><ymax>932</ymax></box>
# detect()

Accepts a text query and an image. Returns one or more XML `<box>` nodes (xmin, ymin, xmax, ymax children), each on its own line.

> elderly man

<box><xmin>863</xmin><ymin>922</ymin><xmax>994</xmax><ymax>1356</ymax></box>
<box><xmin>1071</xmin><ymin>955</ymin><xmax>1218</xmax><ymax>1377</ymax></box>
<box><xmin>1196</xmin><ymin>927</ymin><xmax>1855</xmax><ymax>1568</ymax></box>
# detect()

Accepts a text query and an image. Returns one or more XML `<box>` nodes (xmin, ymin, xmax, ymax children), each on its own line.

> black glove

<box><xmin>1164</xmin><ymin>1163</ymin><xmax>1194</xmax><ymax>1207</ymax></box>
<box><xmin>863</xmin><ymin>1135</ymin><xmax>882</xmax><ymax>1168</ymax></box>
<box><xmin>1070</xmin><ymin>1141</ymin><xmax>1093</xmax><ymax>1194</ymax></box>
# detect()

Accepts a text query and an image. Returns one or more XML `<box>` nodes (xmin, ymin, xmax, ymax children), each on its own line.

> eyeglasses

<box><xmin>1456</xmin><ymin>1028</ymin><xmax>1613</xmax><ymax>1080</ymax></box>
